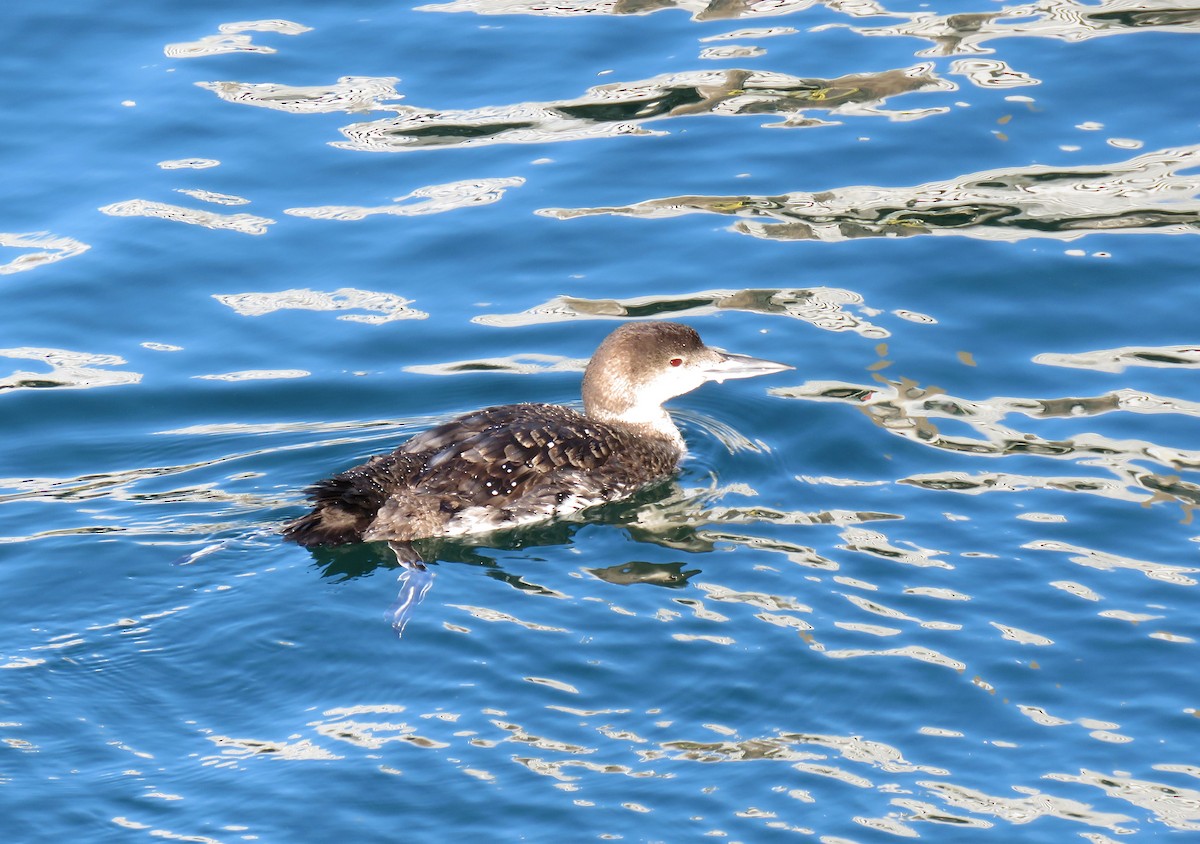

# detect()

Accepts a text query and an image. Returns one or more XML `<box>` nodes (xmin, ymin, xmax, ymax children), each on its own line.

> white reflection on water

<box><xmin>164</xmin><ymin>19</ymin><xmax>311</xmax><ymax>59</ymax></box>
<box><xmin>1047</xmin><ymin>769</ymin><xmax>1200</xmax><ymax>831</ymax></box>
<box><xmin>824</xmin><ymin>644</ymin><xmax>966</xmax><ymax>670</ymax></box>
<box><xmin>197</xmin><ymin>76</ymin><xmax>403</xmax><ymax>114</ymax></box>
<box><xmin>332</xmin><ymin>65</ymin><xmax>950</xmax><ymax>152</ymax></box>
<box><xmin>284</xmin><ymin>177</ymin><xmax>524</xmax><ymax>220</ymax></box>
<box><xmin>157</xmin><ymin>158</ymin><xmax>220</xmax><ymax>170</ymax></box>
<box><xmin>476</xmin><ymin>287</ymin><xmax>893</xmax><ymax>338</ymax></box>
<box><xmin>699</xmin><ymin>44</ymin><xmax>766</xmax><ymax>60</ymax></box>
<box><xmin>98</xmin><ymin>200</ymin><xmax>275</xmax><ymax>236</ymax></box>
<box><xmin>203</xmin><ymin>734</ymin><xmax>342</xmax><ymax>764</ymax></box>
<box><xmin>832</xmin><ymin>0</ymin><xmax>1200</xmax><ymax>58</ymax></box>
<box><xmin>1036</xmin><ymin>344</ymin><xmax>1200</xmax><ymax>373</ymax></box>
<box><xmin>194</xmin><ymin>370</ymin><xmax>311</xmax><ymax>382</ymax></box>
<box><xmin>417</xmin><ymin>0</ymin><xmax>887</xmax><ymax>21</ymax></box>
<box><xmin>699</xmin><ymin>26</ymin><xmax>799</xmax><ymax>40</ymax></box>
<box><xmin>414</xmin><ymin>0</ymin><xmax>1200</xmax><ymax>66</ymax></box>
<box><xmin>917</xmin><ymin>780</ymin><xmax>1135</xmax><ymax>833</ymax></box>
<box><xmin>215</xmin><ymin>288</ymin><xmax>428</xmax><ymax>324</ymax></box>
<box><xmin>839</xmin><ymin>525</ymin><xmax>951</xmax><ymax>568</ymax></box>
<box><xmin>543</xmin><ymin>144</ymin><xmax>1200</xmax><ymax>243</ymax></box>
<box><xmin>1026</xmin><ymin>541</ymin><xmax>1199</xmax><ymax>585</ymax></box>
<box><xmin>990</xmin><ymin>621</ymin><xmax>1054</xmax><ymax>646</ymax></box>
<box><xmin>446</xmin><ymin>604</ymin><xmax>570</xmax><ymax>631</ymax></box>
<box><xmin>0</xmin><ymin>232</ymin><xmax>90</xmax><ymax>275</ymax></box>
<box><xmin>0</xmin><ymin>347</ymin><xmax>140</xmax><ymax>392</ymax></box>
<box><xmin>949</xmin><ymin>57</ymin><xmax>1039</xmax><ymax>88</ymax></box>
<box><xmin>175</xmin><ymin>189</ymin><xmax>249</xmax><ymax>206</ymax></box>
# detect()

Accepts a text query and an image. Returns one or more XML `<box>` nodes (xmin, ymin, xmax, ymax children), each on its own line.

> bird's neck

<box><xmin>588</xmin><ymin>404</ymin><xmax>686</xmax><ymax>452</ymax></box>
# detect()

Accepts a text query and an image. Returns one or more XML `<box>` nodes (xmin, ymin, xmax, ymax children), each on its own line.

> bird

<box><xmin>283</xmin><ymin>321</ymin><xmax>791</xmax><ymax>548</ymax></box>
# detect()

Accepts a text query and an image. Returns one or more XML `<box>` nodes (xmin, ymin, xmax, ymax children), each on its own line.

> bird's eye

<box><xmin>670</xmin><ymin>357</ymin><xmax>683</xmax><ymax>367</ymax></box>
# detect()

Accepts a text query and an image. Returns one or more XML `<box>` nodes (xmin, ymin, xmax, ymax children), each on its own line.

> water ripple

<box><xmin>774</xmin><ymin>374</ymin><xmax>1200</xmax><ymax>520</ymax></box>
<box><xmin>475</xmin><ymin>287</ymin><xmax>893</xmax><ymax>338</ymax></box>
<box><xmin>334</xmin><ymin>65</ymin><xmax>950</xmax><ymax>152</ymax></box>
<box><xmin>919</xmin><ymin>780</ymin><xmax>1135</xmax><ymax>833</ymax></box>
<box><xmin>543</xmin><ymin>144</ymin><xmax>1200</xmax><ymax>243</ymax></box>
<box><xmin>403</xmin><ymin>353</ymin><xmax>586</xmax><ymax>376</ymax></box>
<box><xmin>829</xmin><ymin>0</ymin><xmax>1200</xmax><ymax>58</ymax></box>
<box><xmin>417</xmin><ymin>0</ymin><xmax>890</xmax><ymax>21</ymax></box>
<box><xmin>1047</xmin><ymin>769</ymin><xmax>1200</xmax><ymax>831</ymax></box>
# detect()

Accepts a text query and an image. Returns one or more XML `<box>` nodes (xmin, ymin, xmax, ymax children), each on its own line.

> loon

<box><xmin>283</xmin><ymin>321</ymin><xmax>791</xmax><ymax>547</ymax></box>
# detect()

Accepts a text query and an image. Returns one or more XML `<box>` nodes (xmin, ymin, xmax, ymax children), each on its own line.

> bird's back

<box><xmin>283</xmin><ymin>403</ymin><xmax>682</xmax><ymax>546</ymax></box>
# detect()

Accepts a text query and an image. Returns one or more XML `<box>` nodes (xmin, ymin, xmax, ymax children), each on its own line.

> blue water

<box><xmin>4</xmin><ymin>0</ymin><xmax>1200</xmax><ymax>840</ymax></box>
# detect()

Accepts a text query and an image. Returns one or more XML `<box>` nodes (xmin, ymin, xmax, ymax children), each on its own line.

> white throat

<box><xmin>591</xmin><ymin>403</ymin><xmax>686</xmax><ymax>451</ymax></box>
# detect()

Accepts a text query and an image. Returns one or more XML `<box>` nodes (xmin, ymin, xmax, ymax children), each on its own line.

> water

<box><xmin>4</xmin><ymin>0</ymin><xmax>1200</xmax><ymax>840</ymax></box>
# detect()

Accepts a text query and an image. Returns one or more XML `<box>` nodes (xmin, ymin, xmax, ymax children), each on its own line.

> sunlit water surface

<box><xmin>4</xmin><ymin>0</ymin><xmax>1200</xmax><ymax>841</ymax></box>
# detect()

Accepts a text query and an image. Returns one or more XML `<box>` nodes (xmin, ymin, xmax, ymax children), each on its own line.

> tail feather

<box><xmin>282</xmin><ymin>501</ymin><xmax>367</xmax><ymax>547</ymax></box>
<box><xmin>283</xmin><ymin>452</ymin><xmax>417</xmax><ymax>547</ymax></box>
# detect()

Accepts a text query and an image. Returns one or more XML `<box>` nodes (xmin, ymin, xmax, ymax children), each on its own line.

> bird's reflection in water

<box><xmin>304</xmin><ymin>479</ymin><xmax>717</xmax><ymax>636</ymax></box>
<box><xmin>299</xmin><ymin>476</ymin><xmax>901</xmax><ymax>636</ymax></box>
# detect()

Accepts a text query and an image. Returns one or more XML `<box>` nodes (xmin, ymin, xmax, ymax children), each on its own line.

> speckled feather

<box><xmin>282</xmin><ymin>402</ymin><xmax>682</xmax><ymax>546</ymax></box>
